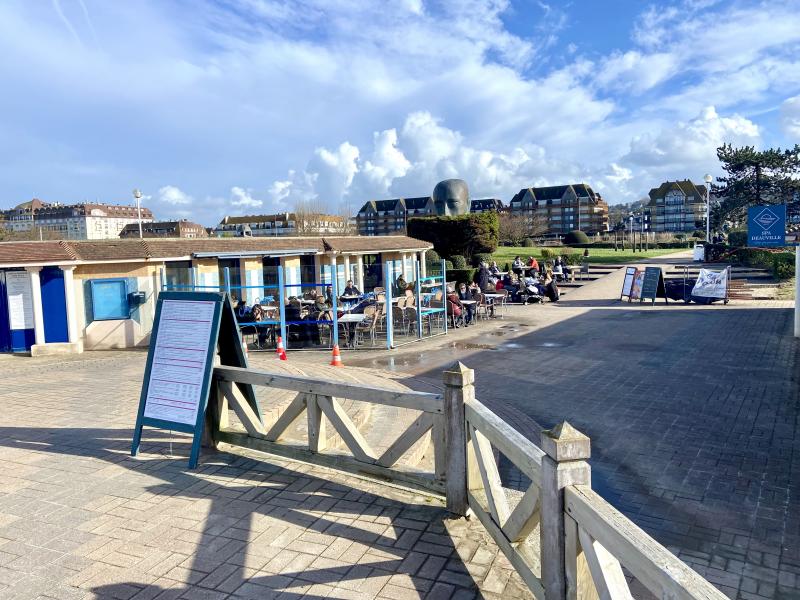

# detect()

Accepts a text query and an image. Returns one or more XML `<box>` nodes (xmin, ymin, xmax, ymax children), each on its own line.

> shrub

<box><xmin>407</xmin><ymin>212</ymin><xmax>499</xmax><ymax>258</ymax></box>
<box><xmin>472</xmin><ymin>252</ymin><xmax>493</xmax><ymax>267</ymax></box>
<box><xmin>563</xmin><ymin>230</ymin><xmax>589</xmax><ymax>245</ymax></box>
<box><xmin>444</xmin><ymin>260</ymin><xmax>454</xmax><ymax>271</ymax></box>
<box><xmin>447</xmin><ymin>268</ymin><xmax>476</xmax><ymax>285</ymax></box>
<box><xmin>692</xmin><ymin>229</ymin><xmax>706</xmax><ymax>239</ymax></box>
<box><xmin>774</xmin><ymin>252</ymin><xmax>795</xmax><ymax>279</ymax></box>
<box><xmin>563</xmin><ymin>254</ymin><xmax>582</xmax><ymax>265</ymax></box>
<box><xmin>425</xmin><ymin>249</ymin><xmax>441</xmax><ymax>263</ymax></box>
<box><xmin>734</xmin><ymin>248</ymin><xmax>795</xmax><ymax>279</ymax></box>
<box><xmin>449</xmin><ymin>255</ymin><xmax>467</xmax><ymax>269</ymax></box>
<box><xmin>675</xmin><ymin>233</ymin><xmax>686</xmax><ymax>240</ymax></box>
<box><xmin>727</xmin><ymin>230</ymin><xmax>747</xmax><ymax>247</ymax></box>
<box><xmin>523</xmin><ymin>238</ymin><xmax>536</xmax><ymax>247</ymax></box>
<box><xmin>541</xmin><ymin>248</ymin><xmax>556</xmax><ymax>259</ymax></box>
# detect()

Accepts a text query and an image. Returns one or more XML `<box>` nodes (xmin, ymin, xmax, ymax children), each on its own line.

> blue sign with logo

<box><xmin>747</xmin><ymin>205</ymin><xmax>785</xmax><ymax>247</ymax></box>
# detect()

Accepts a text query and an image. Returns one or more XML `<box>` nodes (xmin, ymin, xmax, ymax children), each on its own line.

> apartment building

<box><xmin>469</xmin><ymin>198</ymin><xmax>504</xmax><ymax>213</ymax></box>
<box><xmin>509</xmin><ymin>183</ymin><xmax>609</xmax><ymax>235</ymax></box>
<box><xmin>646</xmin><ymin>180</ymin><xmax>707</xmax><ymax>233</ymax></box>
<box><xmin>355</xmin><ymin>197</ymin><xmax>434</xmax><ymax>236</ymax></box>
<box><xmin>120</xmin><ymin>220</ymin><xmax>208</xmax><ymax>239</ymax></box>
<box><xmin>214</xmin><ymin>213</ymin><xmax>348</xmax><ymax>237</ymax></box>
<box><xmin>1</xmin><ymin>200</ymin><xmax>155</xmax><ymax>239</ymax></box>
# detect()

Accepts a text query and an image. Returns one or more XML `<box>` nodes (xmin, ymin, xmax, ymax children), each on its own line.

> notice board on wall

<box><xmin>5</xmin><ymin>271</ymin><xmax>33</xmax><ymax>330</ymax></box>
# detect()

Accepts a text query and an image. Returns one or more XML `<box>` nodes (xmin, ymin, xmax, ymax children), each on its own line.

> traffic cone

<box><xmin>330</xmin><ymin>344</ymin><xmax>343</xmax><ymax>367</ymax></box>
<box><xmin>276</xmin><ymin>336</ymin><xmax>287</xmax><ymax>361</ymax></box>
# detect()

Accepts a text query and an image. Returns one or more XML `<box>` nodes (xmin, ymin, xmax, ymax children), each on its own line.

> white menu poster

<box><xmin>143</xmin><ymin>299</ymin><xmax>216</xmax><ymax>426</ymax></box>
<box><xmin>5</xmin><ymin>271</ymin><xmax>34</xmax><ymax>330</ymax></box>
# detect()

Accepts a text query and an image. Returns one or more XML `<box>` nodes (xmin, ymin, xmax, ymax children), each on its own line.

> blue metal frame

<box><xmin>89</xmin><ymin>278</ymin><xmax>129</xmax><ymax>321</ymax></box>
<box><xmin>331</xmin><ymin>270</ymin><xmax>339</xmax><ymax>347</ymax></box>
<box><xmin>278</xmin><ymin>267</ymin><xmax>287</xmax><ymax>344</ymax></box>
<box><xmin>131</xmin><ymin>291</ymin><xmax>224</xmax><ymax>469</ymax></box>
<box><xmin>385</xmin><ymin>262</ymin><xmax>393</xmax><ymax>349</ymax></box>
<box><xmin>415</xmin><ymin>261</ymin><xmax>423</xmax><ymax>339</ymax></box>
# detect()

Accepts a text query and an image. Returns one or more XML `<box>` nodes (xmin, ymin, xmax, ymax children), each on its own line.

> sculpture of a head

<box><xmin>432</xmin><ymin>179</ymin><xmax>469</xmax><ymax>217</ymax></box>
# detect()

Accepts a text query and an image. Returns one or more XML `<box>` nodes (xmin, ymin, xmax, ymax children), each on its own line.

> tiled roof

<box><xmin>0</xmin><ymin>236</ymin><xmax>432</xmax><ymax>266</ymax></box>
<box><xmin>402</xmin><ymin>197</ymin><xmax>433</xmax><ymax>210</ymax></box>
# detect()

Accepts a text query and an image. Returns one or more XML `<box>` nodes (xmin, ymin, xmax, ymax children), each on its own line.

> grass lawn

<box><xmin>491</xmin><ymin>246</ymin><xmax>691</xmax><ymax>266</ymax></box>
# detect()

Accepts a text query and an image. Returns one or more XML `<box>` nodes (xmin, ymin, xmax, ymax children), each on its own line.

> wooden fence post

<box><xmin>540</xmin><ymin>421</ymin><xmax>591</xmax><ymax>600</ymax></box>
<box><xmin>443</xmin><ymin>361</ymin><xmax>473</xmax><ymax>517</ymax></box>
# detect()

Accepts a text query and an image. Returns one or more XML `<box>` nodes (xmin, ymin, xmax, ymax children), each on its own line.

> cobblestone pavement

<box><xmin>350</xmin><ymin>270</ymin><xmax>800</xmax><ymax>600</ymax></box>
<box><xmin>0</xmin><ymin>353</ymin><xmax>531</xmax><ymax>600</ymax></box>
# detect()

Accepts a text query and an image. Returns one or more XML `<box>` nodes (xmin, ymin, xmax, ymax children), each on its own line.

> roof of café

<box><xmin>0</xmin><ymin>235</ymin><xmax>433</xmax><ymax>267</ymax></box>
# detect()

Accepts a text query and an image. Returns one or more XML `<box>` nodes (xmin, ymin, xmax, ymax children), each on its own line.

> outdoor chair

<box><xmin>355</xmin><ymin>306</ymin><xmax>379</xmax><ymax>346</ymax></box>
<box><xmin>579</xmin><ymin>261</ymin><xmax>590</xmax><ymax>280</ymax></box>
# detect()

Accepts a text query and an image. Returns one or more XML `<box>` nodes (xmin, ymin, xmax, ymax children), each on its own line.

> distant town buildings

<box><xmin>646</xmin><ymin>180</ymin><xmax>707</xmax><ymax>233</ymax></box>
<box><xmin>356</xmin><ymin>196</ymin><xmax>505</xmax><ymax>236</ymax></box>
<box><xmin>509</xmin><ymin>184</ymin><xmax>609</xmax><ymax>236</ymax></box>
<box><xmin>120</xmin><ymin>220</ymin><xmax>208</xmax><ymax>239</ymax></box>
<box><xmin>1</xmin><ymin>199</ymin><xmax>154</xmax><ymax>240</ymax></box>
<box><xmin>214</xmin><ymin>212</ymin><xmax>348</xmax><ymax>237</ymax></box>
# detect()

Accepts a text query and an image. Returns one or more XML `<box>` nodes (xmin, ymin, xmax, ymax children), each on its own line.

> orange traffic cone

<box><xmin>276</xmin><ymin>336</ymin><xmax>287</xmax><ymax>361</ymax></box>
<box><xmin>330</xmin><ymin>344</ymin><xmax>343</xmax><ymax>367</ymax></box>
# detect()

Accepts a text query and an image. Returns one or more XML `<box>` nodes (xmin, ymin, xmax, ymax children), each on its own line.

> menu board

<box><xmin>629</xmin><ymin>270</ymin><xmax>644</xmax><ymax>301</ymax></box>
<box><xmin>620</xmin><ymin>267</ymin><xmax>637</xmax><ymax>300</ymax></box>
<box><xmin>5</xmin><ymin>271</ymin><xmax>34</xmax><ymax>330</ymax></box>
<box><xmin>639</xmin><ymin>267</ymin><xmax>666</xmax><ymax>303</ymax></box>
<box><xmin>143</xmin><ymin>299</ymin><xmax>216</xmax><ymax>426</ymax></box>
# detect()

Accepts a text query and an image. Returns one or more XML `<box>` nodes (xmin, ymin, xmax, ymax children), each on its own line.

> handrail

<box><xmin>566</xmin><ymin>485</ymin><xmax>726</xmax><ymax>600</ymax></box>
<box><xmin>213</xmin><ymin>365</ymin><xmax>443</xmax><ymax>414</ymax></box>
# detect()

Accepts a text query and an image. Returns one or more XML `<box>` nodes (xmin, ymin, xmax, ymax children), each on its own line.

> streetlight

<box><xmin>628</xmin><ymin>215</ymin><xmax>634</xmax><ymax>250</ymax></box>
<box><xmin>132</xmin><ymin>189</ymin><xmax>143</xmax><ymax>239</ymax></box>
<box><xmin>703</xmin><ymin>174</ymin><xmax>712</xmax><ymax>243</ymax></box>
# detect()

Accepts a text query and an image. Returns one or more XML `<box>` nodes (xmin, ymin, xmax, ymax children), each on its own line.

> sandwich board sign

<box><xmin>620</xmin><ymin>267</ymin><xmax>637</xmax><ymax>300</ymax></box>
<box><xmin>638</xmin><ymin>267</ymin><xmax>667</xmax><ymax>304</ymax></box>
<box><xmin>131</xmin><ymin>291</ymin><xmax>258</xmax><ymax>468</ymax></box>
<box><xmin>748</xmin><ymin>205</ymin><xmax>785</xmax><ymax>248</ymax></box>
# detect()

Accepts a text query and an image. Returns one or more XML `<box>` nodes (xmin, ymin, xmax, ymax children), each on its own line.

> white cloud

<box><xmin>780</xmin><ymin>95</ymin><xmax>800</xmax><ymax>138</ymax></box>
<box><xmin>229</xmin><ymin>186</ymin><xmax>262</xmax><ymax>208</ymax></box>
<box><xmin>594</xmin><ymin>51</ymin><xmax>678</xmax><ymax>93</ymax></box>
<box><xmin>158</xmin><ymin>185</ymin><xmax>192</xmax><ymax>205</ymax></box>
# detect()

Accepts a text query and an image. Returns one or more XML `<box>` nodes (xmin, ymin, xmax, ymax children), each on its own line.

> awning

<box><xmin>192</xmin><ymin>249</ymin><xmax>319</xmax><ymax>259</ymax></box>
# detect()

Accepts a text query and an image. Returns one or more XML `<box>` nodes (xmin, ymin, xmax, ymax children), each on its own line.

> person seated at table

<box><xmin>552</xmin><ymin>257</ymin><xmax>565</xmax><ymax>282</ymax></box>
<box><xmin>250</xmin><ymin>303</ymin><xmax>272</xmax><ymax>346</ymax></box>
<box><xmin>312</xmin><ymin>294</ymin><xmax>333</xmax><ymax>322</ymax></box>
<box><xmin>494</xmin><ymin>277</ymin><xmax>504</xmax><ymax>290</ymax></box>
<box><xmin>512</xmin><ymin>256</ymin><xmax>524</xmax><ymax>274</ymax></box>
<box><xmin>324</xmin><ymin>285</ymin><xmax>334</xmax><ymax>304</ymax></box>
<box><xmin>489</xmin><ymin>261</ymin><xmax>501</xmax><ymax>276</ymax></box>
<box><xmin>394</xmin><ymin>275</ymin><xmax>407</xmax><ymax>296</ymax></box>
<box><xmin>235</xmin><ymin>299</ymin><xmax>251</xmax><ymax>320</ymax></box>
<box><xmin>544</xmin><ymin>268</ymin><xmax>560</xmax><ymax>302</ymax></box>
<box><xmin>446</xmin><ymin>286</ymin><xmax>464</xmax><ymax>328</ymax></box>
<box><xmin>457</xmin><ymin>283</ymin><xmax>476</xmax><ymax>326</ymax></box>
<box><xmin>527</xmin><ymin>256</ymin><xmax>539</xmax><ymax>272</ymax></box>
<box><xmin>342</xmin><ymin>280</ymin><xmax>360</xmax><ymax>297</ymax></box>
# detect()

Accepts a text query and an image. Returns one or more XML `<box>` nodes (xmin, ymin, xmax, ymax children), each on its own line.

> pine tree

<box><xmin>712</xmin><ymin>144</ymin><xmax>800</xmax><ymax>228</ymax></box>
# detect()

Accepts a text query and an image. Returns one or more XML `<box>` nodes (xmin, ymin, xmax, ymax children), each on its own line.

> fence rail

<box><xmin>210</xmin><ymin>362</ymin><xmax>727</xmax><ymax>600</ymax></box>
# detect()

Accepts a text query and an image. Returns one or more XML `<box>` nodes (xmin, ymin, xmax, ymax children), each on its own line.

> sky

<box><xmin>1</xmin><ymin>0</ymin><xmax>799</xmax><ymax>226</ymax></box>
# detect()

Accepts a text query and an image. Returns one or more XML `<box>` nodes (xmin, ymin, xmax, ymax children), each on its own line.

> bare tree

<box><xmin>499</xmin><ymin>212</ymin><xmax>546</xmax><ymax>245</ymax></box>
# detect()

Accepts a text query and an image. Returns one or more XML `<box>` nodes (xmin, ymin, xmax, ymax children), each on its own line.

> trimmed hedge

<box><xmin>727</xmin><ymin>230</ymin><xmax>747</xmax><ymax>247</ymax></box>
<box><xmin>472</xmin><ymin>252</ymin><xmax>493</xmax><ymax>267</ymax></box>
<box><xmin>447</xmin><ymin>268</ymin><xmax>477</xmax><ymax>285</ymax></box>
<box><xmin>563</xmin><ymin>230</ymin><xmax>589</xmax><ymax>245</ymax></box>
<box><xmin>407</xmin><ymin>213</ymin><xmax>499</xmax><ymax>260</ymax></box>
<box><xmin>733</xmin><ymin>248</ymin><xmax>795</xmax><ymax>280</ymax></box>
<box><xmin>449</xmin><ymin>255</ymin><xmax>467</xmax><ymax>269</ymax></box>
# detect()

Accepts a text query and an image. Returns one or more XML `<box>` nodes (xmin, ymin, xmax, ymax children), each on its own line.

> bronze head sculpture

<box><xmin>432</xmin><ymin>179</ymin><xmax>469</xmax><ymax>216</ymax></box>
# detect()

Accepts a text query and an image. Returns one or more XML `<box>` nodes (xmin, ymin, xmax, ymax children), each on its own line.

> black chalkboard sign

<box><xmin>639</xmin><ymin>267</ymin><xmax>667</xmax><ymax>304</ymax></box>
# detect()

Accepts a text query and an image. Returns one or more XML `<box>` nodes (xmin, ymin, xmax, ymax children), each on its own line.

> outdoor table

<box><xmin>338</xmin><ymin>313</ymin><xmax>366</xmax><ymax>348</ymax></box>
<box><xmin>339</xmin><ymin>295</ymin><xmax>361</xmax><ymax>301</ymax></box>
<box><xmin>300</xmin><ymin>299</ymin><xmax>316</xmax><ymax>305</ymax></box>
<box><xmin>459</xmin><ymin>299</ymin><xmax>477</xmax><ymax>305</ymax></box>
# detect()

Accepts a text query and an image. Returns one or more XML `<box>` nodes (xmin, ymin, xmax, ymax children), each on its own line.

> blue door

<box><xmin>0</xmin><ymin>272</ymin><xmax>11</xmax><ymax>352</ymax></box>
<box><xmin>41</xmin><ymin>267</ymin><xmax>69</xmax><ymax>343</ymax></box>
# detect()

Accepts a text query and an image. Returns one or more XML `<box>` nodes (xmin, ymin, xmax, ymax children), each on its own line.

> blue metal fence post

<box><xmin>224</xmin><ymin>267</ymin><xmax>232</xmax><ymax>298</ymax></box>
<box><xmin>385</xmin><ymin>262</ymin><xmax>393</xmax><ymax>349</ymax></box>
<box><xmin>278</xmin><ymin>267</ymin><xmax>287</xmax><ymax>346</ymax></box>
<box><xmin>442</xmin><ymin>259</ymin><xmax>448</xmax><ymax>334</ymax></box>
<box><xmin>415</xmin><ymin>260</ymin><xmax>423</xmax><ymax>339</ymax></box>
<box><xmin>331</xmin><ymin>268</ymin><xmax>339</xmax><ymax>348</ymax></box>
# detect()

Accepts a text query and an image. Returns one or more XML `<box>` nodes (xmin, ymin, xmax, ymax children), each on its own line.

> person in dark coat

<box><xmin>477</xmin><ymin>262</ymin><xmax>490</xmax><ymax>292</ymax></box>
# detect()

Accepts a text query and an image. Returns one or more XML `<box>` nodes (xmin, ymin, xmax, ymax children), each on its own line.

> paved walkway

<box><xmin>348</xmin><ymin>266</ymin><xmax>800</xmax><ymax>600</ymax></box>
<box><xmin>0</xmin><ymin>352</ymin><xmax>531</xmax><ymax>600</ymax></box>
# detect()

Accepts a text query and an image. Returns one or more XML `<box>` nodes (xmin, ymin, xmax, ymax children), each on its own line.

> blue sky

<box><xmin>1</xmin><ymin>0</ymin><xmax>799</xmax><ymax>225</ymax></box>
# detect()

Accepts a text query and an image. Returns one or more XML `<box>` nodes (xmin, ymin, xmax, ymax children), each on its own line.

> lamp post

<box><xmin>703</xmin><ymin>174</ymin><xmax>712</xmax><ymax>242</ymax></box>
<box><xmin>133</xmin><ymin>189</ymin><xmax>143</xmax><ymax>239</ymax></box>
<box><xmin>628</xmin><ymin>215</ymin><xmax>634</xmax><ymax>251</ymax></box>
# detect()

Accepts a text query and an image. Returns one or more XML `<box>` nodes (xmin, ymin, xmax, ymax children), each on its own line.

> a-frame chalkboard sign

<box><xmin>620</xmin><ymin>267</ymin><xmax>638</xmax><ymax>301</ymax></box>
<box><xmin>639</xmin><ymin>267</ymin><xmax>668</xmax><ymax>304</ymax></box>
<box><xmin>131</xmin><ymin>291</ymin><xmax>259</xmax><ymax>468</ymax></box>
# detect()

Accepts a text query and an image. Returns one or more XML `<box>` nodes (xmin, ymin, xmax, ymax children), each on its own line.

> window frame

<box><xmin>89</xmin><ymin>278</ymin><xmax>130</xmax><ymax>321</ymax></box>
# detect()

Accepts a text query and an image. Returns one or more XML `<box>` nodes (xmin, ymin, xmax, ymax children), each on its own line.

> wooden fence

<box><xmin>210</xmin><ymin>362</ymin><xmax>726</xmax><ymax>600</ymax></box>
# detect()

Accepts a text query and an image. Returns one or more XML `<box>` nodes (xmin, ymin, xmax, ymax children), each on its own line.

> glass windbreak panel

<box><xmin>362</xmin><ymin>254</ymin><xmax>382</xmax><ymax>291</ymax></box>
<box><xmin>300</xmin><ymin>254</ymin><xmax>316</xmax><ymax>295</ymax></box>
<box><xmin>164</xmin><ymin>260</ymin><xmax>192</xmax><ymax>289</ymax></box>
<box><xmin>263</xmin><ymin>257</ymin><xmax>280</xmax><ymax>289</ymax></box>
<box><xmin>218</xmin><ymin>259</ymin><xmax>242</xmax><ymax>299</ymax></box>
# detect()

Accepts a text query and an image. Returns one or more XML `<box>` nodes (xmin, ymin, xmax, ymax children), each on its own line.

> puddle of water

<box><xmin>499</xmin><ymin>342</ymin><xmax>523</xmax><ymax>349</ymax></box>
<box><xmin>449</xmin><ymin>342</ymin><xmax>496</xmax><ymax>350</ymax></box>
<box><xmin>490</xmin><ymin>331</ymin><xmax>509</xmax><ymax>337</ymax></box>
<box><xmin>537</xmin><ymin>342</ymin><xmax>567</xmax><ymax>348</ymax></box>
<box><xmin>361</xmin><ymin>355</ymin><xmax>429</xmax><ymax>371</ymax></box>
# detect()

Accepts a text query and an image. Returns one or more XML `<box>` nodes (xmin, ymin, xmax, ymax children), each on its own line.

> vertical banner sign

<box><xmin>131</xmin><ymin>292</ymin><xmax>223</xmax><ymax>468</ymax></box>
<box><xmin>5</xmin><ymin>271</ymin><xmax>34</xmax><ymax>330</ymax></box>
<box><xmin>629</xmin><ymin>270</ymin><xmax>645</xmax><ymax>301</ymax></box>
<box><xmin>748</xmin><ymin>205</ymin><xmax>786</xmax><ymax>247</ymax></box>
